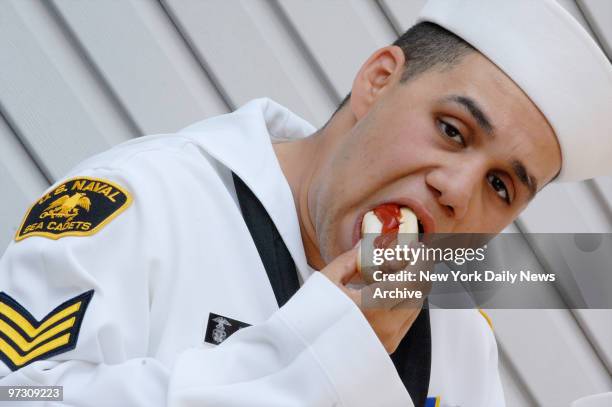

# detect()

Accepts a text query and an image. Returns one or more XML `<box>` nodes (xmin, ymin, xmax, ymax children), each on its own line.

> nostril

<box><xmin>429</xmin><ymin>185</ymin><xmax>442</xmax><ymax>198</ymax></box>
<box><xmin>445</xmin><ymin>205</ymin><xmax>454</xmax><ymax>217</ymax></box>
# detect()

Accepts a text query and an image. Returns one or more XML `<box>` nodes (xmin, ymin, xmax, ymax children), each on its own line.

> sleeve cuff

<box><xmin>275</xmin><ymin>272</ymin><xmax>414</xmax><ymax>407</ymax></box>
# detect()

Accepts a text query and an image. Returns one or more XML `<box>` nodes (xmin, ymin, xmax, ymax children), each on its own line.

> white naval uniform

<box><xmin>0</xmin><ymin>98</ymin><xmax>504</xmax><ymax>406</ymax></box>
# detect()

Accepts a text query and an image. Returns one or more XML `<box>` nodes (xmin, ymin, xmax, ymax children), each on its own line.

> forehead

<box><xmin>442</xmin><ymin>53</ymin><xmax>548</xmax><ymax>128</ymax></box>
<box><xmin>397</xmin><ymin>52</ymin><xmax>562</xmax><ymax>186</ymax></box>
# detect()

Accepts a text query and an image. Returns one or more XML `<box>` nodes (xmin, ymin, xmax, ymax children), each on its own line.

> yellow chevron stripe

<box><xmin>0</xmin><ymin>333</ymin><xmax>70</xmax><ymax>367</ymax></box>
<box><xmin>0</xmin><ymin>317</ymin><xmax>76</xmax><ymax>352</ymax></box>
<box><xmin>0</xmin><ymin>301</ymin><xmax>81</xmax><ymax>338</ymax></box>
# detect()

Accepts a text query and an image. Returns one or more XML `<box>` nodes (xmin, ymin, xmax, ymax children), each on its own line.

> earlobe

<box><xmin>350</xmin><ymin>46</ymin><xmax>406</xmax><ymax>120</ymax></box>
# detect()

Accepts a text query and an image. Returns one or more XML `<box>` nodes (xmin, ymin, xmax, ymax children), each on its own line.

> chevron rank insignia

<box><xmin>15</xmin><ymin>177</ymin><xmax>132</xmax><ymax>241</ymax></box>
<box><xmin>0</xmin><ymin>290</ymin><xmax>93</xmax><ymax>371</ymax></box>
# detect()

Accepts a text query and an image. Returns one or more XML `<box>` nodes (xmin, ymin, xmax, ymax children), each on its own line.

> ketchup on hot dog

<box><xmin>373</xmin><ymin>203</ymin><xmax>401</xmax><ymax>234</ymax></box>
<box><xmin>372</xmin><ymin>203</ymin><xmax>402</xmax><ymax>248</ymax></box>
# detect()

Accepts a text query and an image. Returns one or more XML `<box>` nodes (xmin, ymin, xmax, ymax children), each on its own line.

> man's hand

<box><xmin>320</xmin><ymin>243</ymin><xmax>431</xmax><ymax>354</ymax></box>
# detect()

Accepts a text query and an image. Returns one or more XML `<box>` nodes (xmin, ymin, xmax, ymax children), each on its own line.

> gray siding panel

<box><xmin>0</xmin><ymin>1</ymin><xmax>131</xmax><ymax>180</ymax></box>
<box><xmin>378</xmin><ymin>0</ymin><xmax>427</xmax><ymax>33</ymax></box>
<box><xmin>578</xmin><ymin>0</ymin><xmax>612</xmax><ymax>57</ymax></box>
<box><xmin>51</xmin><ymin>0</ymin><xmax>228</xmax><ymax>135</ymax></box>
<box><xmin>162</xmin><ymin>0</ymin><xmax>336</xmax><ymax>126</ymax></box>
<box><xmin>0</xmin><ymin>1</ymin><xmax>610</xmax><ymax>405</ymax></box>
<box><xmin>277</xmin><ymin>0</ymin><xmax>396</xmax><ymax>99</ymax></box>
<box><xmin>0</xmin><ymin>115</ymin><xmax>48</xmax><ymax>251</ymax></box>
<box><xmin>489</xmin><ymin>309</ymin><xmax>612</xmax><ymax>405</ymax></box>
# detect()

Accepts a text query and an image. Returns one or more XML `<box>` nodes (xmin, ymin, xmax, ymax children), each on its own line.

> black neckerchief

<box><xmin>232</xmin><ymin>172</ymin><xmax>431</xmax><ymax>406</ymax></box>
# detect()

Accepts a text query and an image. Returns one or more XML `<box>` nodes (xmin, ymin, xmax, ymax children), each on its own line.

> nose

<box><xmin>425</xmin><ymin>164</ymin><xmax>481</xmax><ymax>220</ymax></box>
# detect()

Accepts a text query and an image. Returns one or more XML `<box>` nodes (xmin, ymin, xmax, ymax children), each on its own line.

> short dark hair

<box><xmin>334</xmin><ymin>22</ymin><xmax>475</xmax><ymax>113</ymax></box>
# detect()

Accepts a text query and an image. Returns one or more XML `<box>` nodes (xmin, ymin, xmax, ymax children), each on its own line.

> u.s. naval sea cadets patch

<box><xmin>15</xmin><ymin>177</ymin><xmax>132</xmax><ymax>241</ymax></box>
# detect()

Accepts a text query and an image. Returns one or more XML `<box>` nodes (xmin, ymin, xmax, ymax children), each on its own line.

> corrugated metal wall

<box><xmin>1</xmin><ymin>1</ymin><xmax>610</xmax><ymax>405</ymax></box>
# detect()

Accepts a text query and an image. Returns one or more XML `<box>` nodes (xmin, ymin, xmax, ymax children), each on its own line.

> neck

<box><xmin>273</xmin><ymin>131</ymin><xmax>325</xmax><ymax>270</ymax></box>
<box><xmin>273</xmin><ymin>108</ymin><xmax>355</xmax><ymax>270</ymax></box>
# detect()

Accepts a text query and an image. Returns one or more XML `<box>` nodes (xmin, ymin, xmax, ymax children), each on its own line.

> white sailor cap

<box><xmin>417</xmin><ymin>0</ymin><xmax>612</xmax><ymax>182</ymax></box>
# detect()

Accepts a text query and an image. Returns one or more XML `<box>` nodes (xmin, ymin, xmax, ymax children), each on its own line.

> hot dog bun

<box><xmin>357</xmin><ymin>206</ymin><xmax>419</xmax><ymax>280</ymax></box>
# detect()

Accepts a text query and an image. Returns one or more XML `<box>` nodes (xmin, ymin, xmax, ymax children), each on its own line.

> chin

<box><xmin>317</xmin><ymin>224</ymin><xmax>343</xmax><ymax>265</ymax></box>
<box><xmin>316</xmin><ymin>204</ymin><xmax>355</xmax><ymax>264</ymax></box>
<box><xmin>317</xmin><ymin>236</ymin><xmax>336</xmax><ymax>265</ymax></box>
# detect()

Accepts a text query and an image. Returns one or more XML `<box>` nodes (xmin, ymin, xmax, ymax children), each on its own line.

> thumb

<box><xmin>321</xmin><ymin>241</ymin><xmax>360</xmax><ymax>285</ymax></box>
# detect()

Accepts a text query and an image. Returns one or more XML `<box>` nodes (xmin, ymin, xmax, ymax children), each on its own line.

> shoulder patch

<box><xmin>0</xmin><ymin>290</ymin><xmax>93</xmax><ymax>371</ymax></box>
<box><xmin>15</xmin><ymin>177</ymin><xmax>132</xmax><ymax>241</ymax></box>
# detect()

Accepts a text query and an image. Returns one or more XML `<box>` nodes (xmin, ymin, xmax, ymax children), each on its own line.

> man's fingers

<box><xmin>360</xmin><ymin>281</ymin><xmax>427</xmax><ymax>310</ymax></box>
<box><xmin>321</xmin><ymin>242</ymin><xmax>360</xmax><ymax>284</ymax></box>
<box><xmin>359</xmin><ymin>263</ymin><xmax>433</xmax><ymax>309</ymax></box>
<box><xmin>340</xmin><ymin>285</ymin><xmax>362</xmax><ymax>308</ymax></box>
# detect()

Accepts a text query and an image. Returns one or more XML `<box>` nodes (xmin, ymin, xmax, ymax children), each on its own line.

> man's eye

<box><xmin>438</xmin><ymin>120</ymin><xmax>466</xmax><ymax>146</ymax></box>
<box><xmin>487</xmin><ymin>173</ymin><xmax>510</xmax><ymax>204</ymax></box>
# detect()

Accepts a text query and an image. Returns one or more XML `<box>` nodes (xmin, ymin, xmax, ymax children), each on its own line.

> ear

<box><xmin>350</xmin><ymin>46</ymin><xmax>405</xmax><ymax>120</ymax></box>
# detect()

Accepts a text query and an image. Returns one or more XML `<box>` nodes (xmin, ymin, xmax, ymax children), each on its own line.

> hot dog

<box><xmin>357</xmin><ymin>204</ymin><xmax>420</xmax><ymax>281</ymax></box>
<box><xmin>361</xmin><ymin>204</ymin><xmax>418</xmax><ymax>237</ymax></box>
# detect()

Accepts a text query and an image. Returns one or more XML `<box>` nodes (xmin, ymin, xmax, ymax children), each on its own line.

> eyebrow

<box><xmin>442</xmin><ymin>94</ymin><xmax>539</xmax><ymax>200</ymax></box>
<box><xmin>512</xmin><ymin>160</ymin><xmax>538</xmax><ymax>200</ymax></box>
<box><xmin>444</xmin><ymin>95</ymin><xmax>494</xmax><ymax>135</ymax></box>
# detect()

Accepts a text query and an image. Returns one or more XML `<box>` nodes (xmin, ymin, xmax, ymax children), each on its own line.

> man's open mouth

<box><xmin>360</xmin><ymin>203</ymin><xmax>428</xmax><ymax>248</ymax></box>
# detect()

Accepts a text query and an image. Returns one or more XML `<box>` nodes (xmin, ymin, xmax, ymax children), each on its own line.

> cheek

<box><xmin>313</xmin><ymin>114</ymin><xmax>437</xmax><ymax>256</ymax></box>
<box><xmin>370</xmin><ymin>119</ymin><xmax>436</xmax><ymax>177</ymax></box>
<box><xmin>461</xmin><ymin>204</ymin><xmax>522</xmax><ymax>233</ymax></box>
<box><xmin>360</xmin><ymin>99</ymin><xmax>437</xmax><ymax>171</ymax></box>
<box><xmin>309</xmin><ymin>150</ymin><xmax>363</xmax><ymax>259</ymax></box>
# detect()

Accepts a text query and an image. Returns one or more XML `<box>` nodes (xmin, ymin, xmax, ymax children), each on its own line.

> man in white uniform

<box><xmin>0</xmin><ymin>1</ymin><xmax>610</xmax><ymax>406</ymax></box>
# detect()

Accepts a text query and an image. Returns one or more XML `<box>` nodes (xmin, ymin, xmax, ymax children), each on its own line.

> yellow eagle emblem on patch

<box><xmin>0</xmin><ymin>290</ymin><xmax>93</xmax><ymax>371</ymax></box>
<box><xmin>42</xmin><ymin>193</ymin><xmax>91</xmax><ymax>220</ymax></box>
<box><xmin>15</xmin><ymin>177</ymin><xmax>132</xmax><ymax>241</ymax></box>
